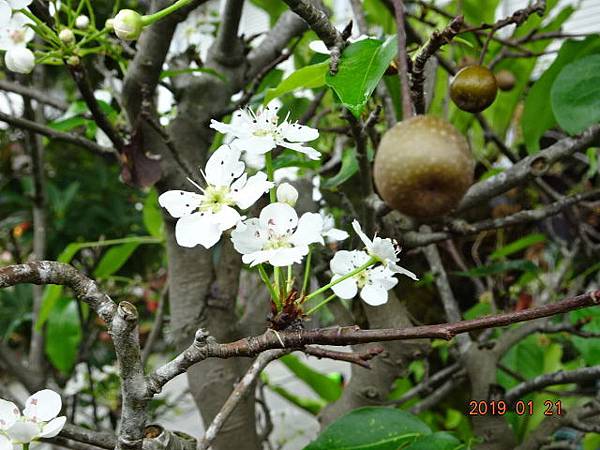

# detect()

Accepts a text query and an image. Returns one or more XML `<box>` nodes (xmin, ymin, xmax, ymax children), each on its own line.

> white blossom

<box><xmin>329</xmin><ymin>250</ymin><xmax>401</xmax><ymax>306</ymax></box>
<box><xmin>159</xmin><ymin>145</ymin><xmax>272</xmax><ymax>249</ymax></box>
<box><xmin>352</xmin><ymin>220</ymin><xmax>418</xmax><ymax>280</ymax></box>
<box><xmin>0</xmin><ymin>389</ymin><xmax>66</xmax><ymax>446</ymax></box>
<box><xmin>276</xmin><ymin>183</ymin><xmax>298</xmax><ymax>206</ymax></box>
<box><xmin>321</xmin><ymin>212</ymin><xmax>348</xmax><ymax>243</ymax></box>
<box><xmin>210</xmin><ymin>100</ymin><xmax>321</xmax><ymax>160</ymax></box>
<box><xmin>0</xmin><ymin>12</ymin><xmax>35</xmax><ymax>73</ymax></box>
<box><xmin>0</xmin><ymin>0</ymin><xmax>32</xmax><ymax>26</ymax></box>
<box><xmin>231</xmin><ymin>202</ymin><xmax>323</xmax><ymax>267</ymax></box>
<box><xmin>75</xmin><ymin>15</ymin><xmax>90</xmax><ymax>29</ymax></box>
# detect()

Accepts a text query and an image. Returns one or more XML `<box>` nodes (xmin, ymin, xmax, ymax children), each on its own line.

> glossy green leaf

<box><xmin>523</xmin><ymin>36</ymin><xmax>600</xmax><ymax>153</ymax></box>
<box><xmin>404</xmin><ymin>432</ymin><xmax>463</xmax><ymax>450</ymax></box>
<box><xmin>326</xmin><ymin>37</ymin><xmax>397</xmax><ymax>117</ymax></box>
<box><xmin>93</xmin><ymin>242</ymin><xmax>140</xmax><ymax>279</ymax></box>
<box><xmin>305</xmin><ymin>407</ymin><xmax>431</xmax><ymax>450</ymax></box>
<box><xmin>490</xmin><ymin>233</ymin><xmax>546</xmax><ymax>260</ymax></box>
<box><xmin>265</xmin><ymin>61</ymin><xmax>328</xmax><ymax>104</ymax></box>
<box><xmin>551</xmin><ymin>54</ymin><xmax>600</xmax><ymax>134</ymax></box>
<box><xmin>321</xmin><ymin>148</ymin><xmax>358</xmax><ymax>189</ymax></box>
<box><xmin>45</xmin><ymin>298</ymin><xmax>81</xmax><ymax>374</ymax></box>
<box><xmin>280</xmin><ymin>354</ymin><xmax>342</xmax><ymax>402</ymax></box>
<box><xmin>143</xmin><ymin>189</ymin><xmax>164</xmax><ymax>238</ymax></box>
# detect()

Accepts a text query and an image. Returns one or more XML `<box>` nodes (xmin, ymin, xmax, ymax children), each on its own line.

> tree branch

<box><xmin>0</xmin><ymin>111</ymin><xmax>114</xmax><ymax>158</ymax></box>
<box><xmin>146</xmin><ymin>289</ymin><xmax>600</xmax><ymax>395</ymax></box>
<box><xmin>0</xmin><ymin>79</ymin><xmax>68</xmax><ymax>111</ymax></box>
<box><xmin>391</xmin><ymin>0</ymin><xmax>414</xmax><ymax>118</ymax></box>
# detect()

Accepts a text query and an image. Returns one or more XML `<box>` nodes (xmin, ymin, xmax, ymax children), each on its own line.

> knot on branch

<box><xmin>194</xmin><ymin>328</ymin><xmax>210</xmax><ymax>345</ymax></box>
<box><xmin>118</xmin><ymin>301</ymin><xmax>139</xmax><ymax>322</ymax></box>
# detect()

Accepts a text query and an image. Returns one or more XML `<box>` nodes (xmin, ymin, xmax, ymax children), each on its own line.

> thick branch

<box><xmin>146</xmin><ymin>289</ymin><xmax>600</xmax><ymax>394</ymax></box>
<box><xmin>0</xmin><ymin>111</ymin><xmax>113</xmax><ymax>158</ymax></box>
<box><xmin>198</xmin><ymin>349</ymin><xmax>288</xmax><ymax>450</ymax></box>
<box><xmin>0</xmin><ymin>79</ymin><xmax>68</xmax><ymax>111</ymax></box>
<box><xmin>505</xmin><ymin>366</ymin><xmax>600</xmax><ymax>403</ymax></box>
<box><xmin>457</xmin><ymin>124</ymin><xmax>600</xmax><ymax>212</ymax></box>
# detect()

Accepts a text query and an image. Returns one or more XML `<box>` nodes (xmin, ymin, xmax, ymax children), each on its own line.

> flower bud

<box><xmin>276</xmin><ymin>183</ymin><xmax>298</xmax><ymax>206</ymax></box>
<box><xmin>75</xmin><ymin>15</ymin><xmax>90</xmax><ymax>29</ymax></box>
<box><xmin>5</xmin><ymin>47</ymin><xmax>35</xmax><ymax>74</ymax></box>
<box><xmin>113</xmin><ymin>9</ymin><xmax>144</xmax><ymax>41</ymax></box>
<box><xmin>105</xmin><ymin>18</ymin><xmax>114</xmax><ymax>30</ymax></box>
<box><xmin>67</xmin><ymin>55</ymin><xmax>80</xmax><ymax>66</ymax></box>
<box><xmin>59</xmin><ymin>28</ymin><xmax>75</xmax><ymax>44</ymax></box>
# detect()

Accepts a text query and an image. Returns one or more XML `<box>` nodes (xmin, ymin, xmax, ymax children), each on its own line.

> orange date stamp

<box><xmin>468</xmin><ymin>400</ymin><xmax>562</xmax><ymax>416</ymax></box>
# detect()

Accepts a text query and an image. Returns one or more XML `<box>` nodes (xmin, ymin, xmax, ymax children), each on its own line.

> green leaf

<box><xmin>490</xmin><ymin>233</ymin><xmax>546</xmax><ymax>260</ymax></box>
<box><xmin>586</xmin><ymin>148</ymin><xmax>598</xmax><ymax>179</ymax></box>
<box><xmin>305</xmin><ymin>407</ymin><xmax>431</xmax><ymax>450</ymax></box>
<box><xmin>143</xmin><ymin>189</ymin><xmax>164</xmax><ymax>238</ymax></box>
<box><xmin>321</xmin><ymin>148</ymin><xmax>359</xmax><ymax>189</ymax></box>
<box><xmin>93</xmin><ymin>242</ymin><xmax>140</xmax><ymax>279</ymax></box>
<box><xmin>280</xmin><ymin>354</ymin><xmax>342</xmax><ymax>402</ymax></box>
<box><xmin>404</xmin><ymin>432</ymin><xmax>463</xmax><ymax>450</ymax></box>
<box><xmin>264</xmin><ymin>61</ymin><xmax>328</xmax><ymax>104</ymax></box>
<box><xmin>551</xmin><ymin>54</ymin><xmax>600</xmax><ymax>135</ymax></box>
<box><xmin>261</xmin><ymin>373</ymin><xmax>326</xmax><ymax>415</ymax></box>
<box><xmin>523</xmin><ymin>36</ymin><xmax>600</xmax><ymax>153</ymax></box>
<box><xmin>45</xmin><ymin>298</ymin><xmax>81</xmax><ymax>374</ymax></box>
<box><xmin>326</xmin><ymin>37</ymin><xmax>397</xmax><ymax>117</ymax></box>
<box><xmin>454</xmin><ymin>260</ymin><xmax>539</xmax><ymax>278</ymax></box>
<box><xmin>463</xmin><ymin>302</ymin><xmax>492</xmax><ymax>320</ymax></box>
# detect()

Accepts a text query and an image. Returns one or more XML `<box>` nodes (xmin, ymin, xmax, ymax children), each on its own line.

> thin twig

<box><xmin>391</xmin><ymin>0</ymin><xmax>414</xmax><ymax>118</ymax></box>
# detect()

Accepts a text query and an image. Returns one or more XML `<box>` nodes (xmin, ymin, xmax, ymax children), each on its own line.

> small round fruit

<box><xmin>495</xmin><ymin>69</ymin><xmax>516</xmax><ymax>91</ymax></box>
<box><xmin>373</xmin><ymin>115</ymin><xmax>474</xmax><ymax>218</ymax></box>
<box><xmin>450</xmin><ymin>65</ymin><xmax>498</xmax><ymax>113</ymax></box>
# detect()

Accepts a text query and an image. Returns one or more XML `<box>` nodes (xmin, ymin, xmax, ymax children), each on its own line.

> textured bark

<box><xmin>320</xmin><ymin>292</ymin><xmax>430</xmax><ymax>424</ymax></box>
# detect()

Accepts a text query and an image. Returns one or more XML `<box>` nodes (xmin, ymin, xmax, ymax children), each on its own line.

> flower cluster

<box><xmin>159</xmin><ymin>101</ymin><xmax>417</xmax><ymax>309</ymax></box>
<box><xmin>0</xmin><ymin>0</ymin><xmax>34</xmax><ymax>73</ymax></box>
<box><xmin>0</xmin><ymin>389</ymin><xmax>66</xmax><ymax>449</ymax></box>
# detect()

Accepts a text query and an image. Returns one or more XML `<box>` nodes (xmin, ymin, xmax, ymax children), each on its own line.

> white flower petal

<box><xmin>7</xmin><ymin>0</ymin><xmax>32</xmax><ymax>9</ymax></box>
<box><xmin>368</xmin><ymin>266</ymin><xmax>399</xmax><ymax>291</ymax></box>
<box><xmin>212</xmin><ymin>205</ymin><xmax>240</xmax><ymax>231</ymax></box>
<box><xmin>175</xmin><ymin>212</ymin><xmax>222</xmax><ymax>248</ymax></box>
<box><xmin>0</xmin><ymin>1</ymin><xmax>12</xmax><ymax>27</ymax></box>
<box><xmin>24</xmin><ymin>389</ymin><xmax>61</xmax><ymax>422</ymax></box>
<box><xmin>241</xmin><ymin>249</ymin><xmax>273</xmax><ymax>267</ymax></box>
<box><xmin>276</xmin><ymin>183</ymin><xmax>298</xmax><ymax>206</ymax></box>
<box><xmin>389</xmin><ymin>262</ymin><xmax>419</xmax><ymax>281</ymax></box>
<box><xmin>331</xmin><ymin>275</ymin><xmax>358</xmax><ymax>299</ymax></box>
<box><xmin>38</xmin><ymin>416</ymin><xmax>66</xmax><ymax>438</ymax></box>
<box><xmin>7</xmin><ymin>421</ymin><xmax>39</xmax><ymax>444</ymax></box>
<box><xmin>0</xmin><ymin>400</ymin><xmax>19</xmax><ymax>431</ymax></box>
<box><xmin>330</xmin><ymin>250</ymin><xmax>370</xmax><ymax>275</ymax></box>
<box><xmin>158</xmin><ymin>190</ymin><xmax>202</xmax><ymax>218</ymax></box>
<box><xmin>232</xmin><ymin>171</ymin><xmax>272</xmax><ymax>210</ymax></box>
<box><xmin>209</xmin><ymin>119</ymin><xmax>242</xmax><ymax>138</ymax></box>
<box><xmin>371</xmin><ymin>236</ymin><xmax>398</xmax><ymax>265</ymax></box>
<box><xmin>279</xmin><ymin>141</ymin><xmax>321</xmax><ymax>160</ymax></box>
<box><xmin>4</xmin><ymin>47</ymin><xmax>34</xmax><ymax>73</ymax></box>
<box><xmin>204</xmin><ymin>145</ymin><xmax>244</xmax><ymax>187</ymax></box>
<box><xmin>0</xmin><ymin>433</ymin><xmax>12</xmax><ymax>450</ymax></box>
<box><xmin>351</xmin><ymin>220</ymin><xmax>373</xmax><ymax>250</ymax></box>
<box><xmin>266</xmin><ymin>246</ymin><xmax>308</xmax><ymax>267</ymax></box>
<box><xmin>232</xmin><ymin>135</ymin><xmax>276</xmax><ymax>155</ymax></box>
<box><xmin>231</xmin><ymin>218</ymin><xmax>267</xmax><ymax>255</ymax></box>
<box><xmin>360</xmin><ymin>284</ymin><xmax>389</xmax><ymax>306</ymax></box>
<box><xmin>279</xmin><ymin>122</ymin><xmax>319</xmax><ymax>143</ymax></box>
<box><xmin>259</xmin><ymin>203</ymin><xmax>298</xmax><ymax>236</ymax></box>
<box><xmin>324</xmin><ymin>228</ymin><xmax>349</xmax><ymax>242</ymax></box>
<box><xmin>290</xmin><ymin>212</ymin><xmax>324</xmax><ymax>247</ymax></box>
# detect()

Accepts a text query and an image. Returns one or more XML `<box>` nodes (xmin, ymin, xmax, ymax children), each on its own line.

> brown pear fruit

<box><xmin>373</xmin><ymin>115</ymin><xmax>474</xmax><ymax>218</ymax></box>
<box><xmin>450</xmin><ymin>65</ymin><xmax>498</xmax><ymax>113</ymax></box>
<box><xmin>495</xmin><ymin>69</ymin><xmax>517</xmax><ymax>91</ymax></box>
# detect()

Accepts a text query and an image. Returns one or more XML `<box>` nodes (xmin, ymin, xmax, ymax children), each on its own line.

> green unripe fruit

<box><xmin>450</xmin><ymin>65</ymin><xmax>498</xmax><ymax>113</ymax></box>
<box><xmin>373</xmin><ymin>115</ymin><xmax>474</xmax><ymax>218</ymax></box>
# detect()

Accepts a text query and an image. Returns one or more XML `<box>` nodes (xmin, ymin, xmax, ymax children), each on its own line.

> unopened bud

<box><xmin>113</xmin><ymin>9</ymin><xmax>144</xmax><ymax>41</ymax></box>
<box><xmin>75</xmin><ymin>15</ymin><xmax>90</xmax><ymax>29</ymax></box>
<box><xmin>67</xmin><ymin>55</ymin><xmax>80</xmax><ymax>66</ymax></box>
<box><xmin>105</xmin><ymin>18</ymin><xmax>114</xmax><ymax>30</ymax></box>
<box><xmin>5</xmin><ymin>47</ymin><xmax>35</xmax><ymax>74</ymax></box>
<box><xmin>276</xmin><ymin>183</ymin><xmax>298</xmax><ymax>206</ymax></box>
<box><xmin>59</xmin><ymin>28</ymin><xmax>75</xmax><ymax>44</ymax></box>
